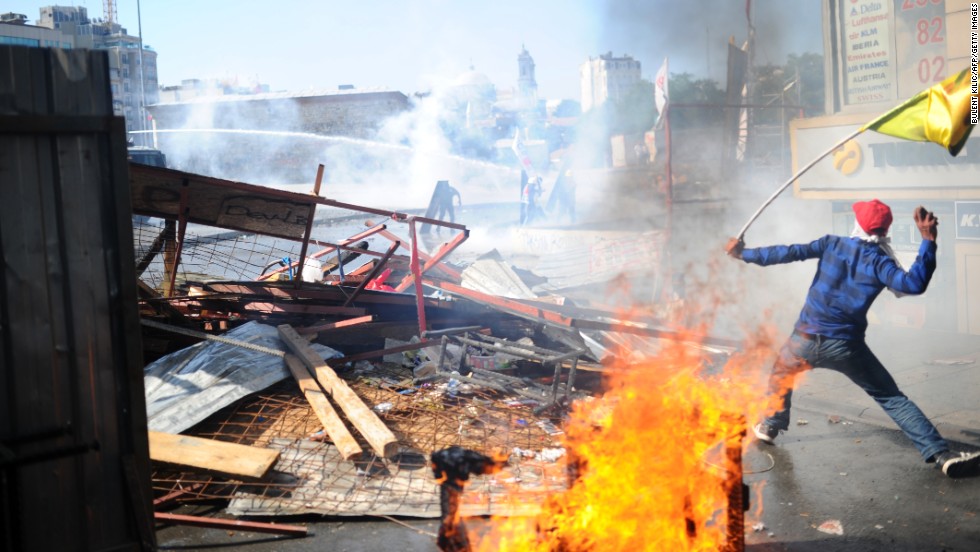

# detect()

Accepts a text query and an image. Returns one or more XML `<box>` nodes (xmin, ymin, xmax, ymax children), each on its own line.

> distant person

<box><xmin>436</xmin><ymin>182</ymin><xmax>462</xmax><ymax>224</ymax></box>
<box><xmin>422</xmin><ymin>180</ymin><xmax>462</xmax><ymax>234</ymax></box>
<box><xmin>725</xmin><ymin>200</ymin><xmax>980</xmax><ymax>478</ymax></box>
<box><xmin>521</xmin><ymin>176</ymin><xmax>542</xmax><ymax>226</ymax></box>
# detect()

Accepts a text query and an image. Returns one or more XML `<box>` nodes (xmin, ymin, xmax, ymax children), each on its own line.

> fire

<box><xmin>473</xmin><ymin>326</ymin><xmax>781</xmax><ymax>551</ymax></box>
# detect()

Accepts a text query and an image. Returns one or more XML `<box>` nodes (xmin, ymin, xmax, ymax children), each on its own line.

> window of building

<box><xmin>0</xmin><ymin>36</ymin><xmax>41</xmax><ymax>47</ymax></box>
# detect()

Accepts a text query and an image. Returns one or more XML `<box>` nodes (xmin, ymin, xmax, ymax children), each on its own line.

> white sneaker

<box><xmin>753</xmin><ymin>423</ymin><xmax>779</xmax><ymax>445</ymax></box>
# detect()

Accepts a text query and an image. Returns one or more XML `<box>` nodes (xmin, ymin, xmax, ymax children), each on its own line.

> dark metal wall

<box><xmin>0</xmin><ymin>46</ymin><xmax>154</xmax><ymax>551</ymax></box>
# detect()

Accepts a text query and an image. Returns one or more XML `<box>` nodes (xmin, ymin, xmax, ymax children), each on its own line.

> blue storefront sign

<box><xmin>955</xmin><ymin>202</ymin><xmax>980</xmax><ymax>240</ymax></box>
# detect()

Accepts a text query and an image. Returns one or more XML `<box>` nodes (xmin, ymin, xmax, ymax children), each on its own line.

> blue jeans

<box><xmin>763</xmin><ymin>331</ymin><xmax>948</xmax><ymax>462</ymax></box>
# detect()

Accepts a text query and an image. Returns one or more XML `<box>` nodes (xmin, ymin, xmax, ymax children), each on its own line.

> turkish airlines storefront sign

<box><xmin>955</xmin><ymin>202</ymin><xmax>980</xmax><ymax>240</ymax></box>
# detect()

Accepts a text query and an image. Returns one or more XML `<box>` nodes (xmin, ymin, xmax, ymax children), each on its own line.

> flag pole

<box><xmin>736</xmin><ymin>127</ymin><xmax>864</xmax><ymax>240</ymax></box>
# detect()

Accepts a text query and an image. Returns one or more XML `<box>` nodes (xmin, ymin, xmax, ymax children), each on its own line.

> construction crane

<box><xmin>103</xmin><ymin>0</ymin><xmax>117</xmax><ymax>26</ymax></box>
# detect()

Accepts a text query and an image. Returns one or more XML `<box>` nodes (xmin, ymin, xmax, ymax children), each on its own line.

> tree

<box><xmin>662</xmin><ymin>72</ymin><xmax>726</xmax><ymax>129</ymax></box>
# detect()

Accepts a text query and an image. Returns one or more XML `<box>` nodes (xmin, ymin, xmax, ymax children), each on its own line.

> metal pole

<box><xmin>736</xmin><ymin>127</ymin><xmax>863</xmax><ymax>240</ymax></box>
<box><xmin>136</xmin><ymin>0</ymin><xmax>147</xmax><ymax>147</ymax></box>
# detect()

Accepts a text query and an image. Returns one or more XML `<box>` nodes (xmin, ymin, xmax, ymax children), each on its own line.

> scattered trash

<box><xmin>752</xmin><ymin>522</ymin><xmax>766</xmax><ymax>532</ymax></box>
<box><xmin>874</xmin><ymin>524</ymin><xmax>884</xmax><ymax>530</ymax></box>
<box><xmin>839</xmin><ymin>472</ymin><xmax>847</xmax><ymax>476</ymax></box>
<box><xmin>504</xmin><ymin>399</ymin><xmax>541</xmax><ymax>407</ymax></box>
<box><xmin>373</xmin><ymin>402</ymin><xmax>393</xmax><ymax>414</ymax></box>
<box><xmin>828</xmin><ymin>415</ymin><xmax>841</xmax><ymax>424</ymax></box>
<box><xmin>817</xmin><ymin>519</ymin><xmax>843</xmax><ymax>536</ymax></box>
<box><xmin>796</xmin><ymin>419</ymin><xmax>809</xmax><ymax>426</ymax></box>
<box><xmin>353</xmin><ymin>360</ymin><xmax>375</xmax><ymax>374</ymax></box>
<box><xmin>511</xmin><ymin>447</ymin><xmax>565</xmax><ymax>462</ymax></box>
<box><xmin>413</xmin><ymin>361</ymin><xmax>438</xmax><ymax>379</ymax></box>
<box><xmin>536</xmin><ymin>420</ymin><xmax>564</xmax><ymax>436</ymax></box>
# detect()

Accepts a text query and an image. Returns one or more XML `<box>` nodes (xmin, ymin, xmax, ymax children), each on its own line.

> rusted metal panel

<box><xmin>129</xmin><ymin>163</ymin><xmax>467</xmax><ymax>241</ymax></box>
<box><xmin>0</xmin><ymin>46</ymin><xmax>154</xmax><ymax>551</ymax></box>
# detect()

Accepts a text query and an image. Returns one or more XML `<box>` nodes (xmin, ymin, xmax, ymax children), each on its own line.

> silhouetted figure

<box><xmin>431</xmin><ymin>446</ymin><xmax>505</xmax><ymax>552</ymax></box>
<box><xmin>423</xmin><ymin>180</ymin><xmax>462</xmax><ymax>233</ymax></box>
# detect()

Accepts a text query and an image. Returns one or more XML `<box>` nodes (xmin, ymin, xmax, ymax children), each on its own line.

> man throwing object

<box><xmin>726</xmin><ymin>200</ymin><xmax>980</xmax><ymax>478</ymax></box>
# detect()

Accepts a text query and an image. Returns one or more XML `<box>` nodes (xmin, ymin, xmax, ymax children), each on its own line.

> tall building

<box><xmin>517</xmin><ymin>45</ymin><xmax>537</xmax><ymax>102</ymax></box>
<box><xmin>0</xmin><ymin>6</ymin><xmax>158</xmax><ymax>142</ymax></box>
<box><xmin>579</xmin><ymin>52</ymin><xmax>641</xmax><ymax>112</ymax></box>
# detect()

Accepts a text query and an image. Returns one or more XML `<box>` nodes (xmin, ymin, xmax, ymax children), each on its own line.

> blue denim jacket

<box><xmin>741</xmin><ymin>236</ymin><xmax>937</xmax><ymax>340</ymax></box>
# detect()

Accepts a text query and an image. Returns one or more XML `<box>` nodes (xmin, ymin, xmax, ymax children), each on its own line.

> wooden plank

<box><xmin>277</xmin><ymin>325</ymin><xmax>399</xmax><ymax>458</ymax></box>
<box><xmin>147</xmin><ymin>431</ymin><xmax>280</xmax><ymax>480</ymax></box>
<box><xmin>283</xmin><ymin>354</ymin><xmax>362</xmax><ymax>460</ymax></box>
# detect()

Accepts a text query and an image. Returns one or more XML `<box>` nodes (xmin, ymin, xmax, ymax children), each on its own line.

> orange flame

<box><xmin>472</xmin><ymin>323</ymin><xmax>783</xmax><ymax>551</ymax></box>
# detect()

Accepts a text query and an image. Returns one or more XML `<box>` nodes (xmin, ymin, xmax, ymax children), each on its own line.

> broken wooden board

<box><xmin>278</xmin><ymin>324</ymin><xmax>399</xmax><ymax>458</ymax></box>
<box><xmin>148</xmin><ymin>431</ymin><xmax>280</xmax><ymax>480</ymax></box>
<box><xmin>283</xmin><ymin>353</ymin><xmax>362</xmax><ymax>460</ymax></box>
<box><xmin>226</xmin><ymin>438</ymin><xmax>566</xmax><ymax>518</ymax></box>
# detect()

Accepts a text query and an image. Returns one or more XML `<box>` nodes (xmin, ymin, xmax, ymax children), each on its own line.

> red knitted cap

<box><xmin>852</xmin><ymin>199</ymin><xmax>893</xmax><ymax>235</ymax></box>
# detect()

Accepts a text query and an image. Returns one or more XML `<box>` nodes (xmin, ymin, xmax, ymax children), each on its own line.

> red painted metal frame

<box><xmin>343</xmin><ymin>241</ymin><xmax>400</xmax><ymax>307</ymax></box>
<box><xmin>374</xmin><ymin>227</ymin><xmax>464</xmax><ymax>282</ymax></box>
<box><xmin>407</xmin><ymin>219</ymin><xmax>427</xmax><ymax>335</ymax></box>
<box><xmin>393</xmin><ymin>230</ymin><xmax>469</xmax><ymax>293</ymax></box>
<box><xmin>257</xmin><ymin>223</ymin><xmax>389</xmax><ymax>282</ymax></box>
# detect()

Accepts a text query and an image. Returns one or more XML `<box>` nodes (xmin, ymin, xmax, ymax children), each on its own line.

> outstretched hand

<box><xmin>913</xmin><ymin>206</ymin><xmax>938</xmax><ymax>241</ymax></box>
<box><xmin>725</xmin><ymin>237</ymin><xmax>745</xmax><ymax>259</ymax></box>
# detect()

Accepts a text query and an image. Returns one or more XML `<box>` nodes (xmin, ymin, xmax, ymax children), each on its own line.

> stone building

<box><xmin>147</xmin><ymin>87</ymin><xmax>409</xmax><ymax>139</ymax></box>
<box><xmin>579</xmin><ymin>52</ymin><xmax>642</xmax><ymax>112</ymax></box>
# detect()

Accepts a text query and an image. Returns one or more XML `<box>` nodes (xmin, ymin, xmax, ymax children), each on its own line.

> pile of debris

<box><xmin>131</xmin><ymin>163</ymin><xmax>738</xmax><ymax>538</ymax></box>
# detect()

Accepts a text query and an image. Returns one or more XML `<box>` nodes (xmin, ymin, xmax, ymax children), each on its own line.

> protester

<box><xmin>725</xmin><ymin>200</ymin><xmax>980</xmax><ymax>478</ymax></box>
<box><xmin>521</xmin><ymin>176</ymin><xmax>543</xmax><ymax>226</ymax></box>
<box><xmin>435</xmin><ymin>181</ymin><xmax>461</xmax><ymax>224</ymax></box>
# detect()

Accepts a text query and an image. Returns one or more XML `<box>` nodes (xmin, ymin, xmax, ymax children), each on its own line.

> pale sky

<box><xmin>5</xmin><ymin>0</ymin><xmax>824</xmax><ymax>99</ymax></box>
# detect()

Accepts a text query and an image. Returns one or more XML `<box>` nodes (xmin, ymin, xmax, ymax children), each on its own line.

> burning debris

<box><xmin>431</xmin><ymin>446</ymin><xmax>507</xmax><ymax>552</ymax></box>
<box><xmin>128</xmin><ymin>162</ymin><xmax>762</xmax><ymax>550</ymax></box>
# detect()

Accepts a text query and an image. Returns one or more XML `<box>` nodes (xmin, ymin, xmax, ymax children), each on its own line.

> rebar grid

<box><xmin>151</xmin><ymin>364</ymin><xmax>567</xmax><ymax>517</ymax></box>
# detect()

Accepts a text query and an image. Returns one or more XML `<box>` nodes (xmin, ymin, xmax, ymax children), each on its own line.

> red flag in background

<box><xmin>654</xmin><ymin>57</ymin><xmax>669</xmax><ymax>129</ymax></box>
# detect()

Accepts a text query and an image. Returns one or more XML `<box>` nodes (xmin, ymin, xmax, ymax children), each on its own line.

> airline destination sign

<box><xmin>843</xmin><ymin>0</ymin><xmax>896</xmax><ymax>104</ymax></box>
<box><xmin>840</xmin><ymin>1</ymin><xmax>950</xmax><ymax>106</ymax></box>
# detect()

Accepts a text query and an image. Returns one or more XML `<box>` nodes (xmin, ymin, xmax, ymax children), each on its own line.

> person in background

<box><xmin>435</xmin><ymin>182</ymin><xmax>462</xmax><ymax>224</ymax></box>
<box><xmin>521</xmin><ymin>176</ymin><xmax>542</xmax><ymax>226</ymax></box>
<box><xmin>725</xmin><ymin>199</ymin><xmax>980</xmax><ymax>478</ymax></box>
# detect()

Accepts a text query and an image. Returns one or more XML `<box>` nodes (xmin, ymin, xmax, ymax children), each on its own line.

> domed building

<box><xmin>446</xmin><ymin>67</ymin><xmax>496</xmax><ymax>123</ymax></box>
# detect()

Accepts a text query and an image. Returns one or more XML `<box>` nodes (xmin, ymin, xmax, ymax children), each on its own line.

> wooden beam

<box><xmin>147</xmin><ymin>431</ymin><xmax>279</xmax><ymax>480</ymax></box>
<box><xmin>283</xmin><ymin>354</ymin><xmax>362</xmax><ymax>460</ymax></box>
<box><xmin>277</xmin><ymin>325</ymin><xmax>399</xmax><ymax>458</ymax></box>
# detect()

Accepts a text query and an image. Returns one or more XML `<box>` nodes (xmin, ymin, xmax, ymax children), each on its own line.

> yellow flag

<box><xmin>860</xmin><ymin>68</ymin><xmax>975</xmax><ymax>156</ymax></box>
